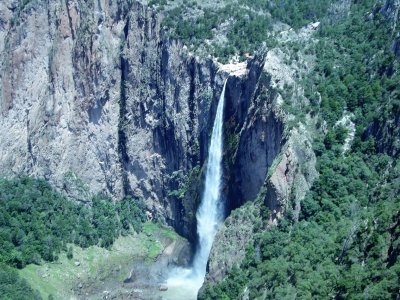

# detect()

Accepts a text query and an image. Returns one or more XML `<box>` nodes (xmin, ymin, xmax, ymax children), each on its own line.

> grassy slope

<box><xmin>19</xmin><ymin>222</ymin><xmax>180</xmax><ymax>300</ymax></box>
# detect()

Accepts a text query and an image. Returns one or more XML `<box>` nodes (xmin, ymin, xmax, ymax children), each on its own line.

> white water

<box><xmin>164</xmin><ymin>80</ymin><xmax>227</xmax><ymax>299</ymax></box>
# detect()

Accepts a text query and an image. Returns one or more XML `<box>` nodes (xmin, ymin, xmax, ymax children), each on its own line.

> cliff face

<box><xmin>223</xmin><ymin>55</ymin><xmax>284</xmax><ymax>212</ymax></box>
<box><xmin>202</xmin><ymin>201</ymin><xmax>262</xmax><ymax>289</ymax></box>
<box><xmin>117</xmin><ymin>2</ymin><xmax>227</xmax><ymax>238</ymax></box>
<box><xmin>0</xmin><ymin>1</ymin><xmax>315</xmax><ymax>256</ymax></box>
<box><xmin>0</xmin><ymin>0</ymin><xmax>227</xmax><ymax>239</ymax></box>
<box><xmin>364</xmin><ymin>0</ymin><xmax>400</xmax><ymax>155</ymax></box>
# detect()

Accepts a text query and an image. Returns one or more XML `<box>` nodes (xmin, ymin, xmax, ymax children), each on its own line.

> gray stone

<box><xmin>159</xmin><ymin>284</ymin><xmax>168</xmax><ymax>291</ymax></box>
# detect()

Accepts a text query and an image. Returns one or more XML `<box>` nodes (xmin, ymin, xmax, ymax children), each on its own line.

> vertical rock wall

<box><xmin>0</xmin><ymin>0</ymin><xmax>225</xmax><ymax>239</ymax></box>
<box><xmin>0</xmin><ymin>1</ymin><xmax>316</xmax><ymax>247</ymax></box>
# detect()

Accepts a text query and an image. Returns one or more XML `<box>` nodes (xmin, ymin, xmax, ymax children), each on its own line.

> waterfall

<box><xmin>165</xmin><ymin>80</ymin><xmax>227</xmax><ymax>299</ymax></box>
<box><xmin>192</xmin><ymin>79</ymin><xmax>226</xmax><ymax>278</ymax></box>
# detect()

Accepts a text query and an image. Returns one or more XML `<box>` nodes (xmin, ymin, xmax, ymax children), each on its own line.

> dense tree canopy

<box><xmin>0</xmin><ymin>177</ymin><xmax>146</xmax><ymax>268</ymax></box>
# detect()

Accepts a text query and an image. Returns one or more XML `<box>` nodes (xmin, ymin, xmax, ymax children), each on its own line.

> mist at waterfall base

<box><xmin>163</xmin><ymin>82</ymin><xmax>226</xmax><ymax>299</ymax></box>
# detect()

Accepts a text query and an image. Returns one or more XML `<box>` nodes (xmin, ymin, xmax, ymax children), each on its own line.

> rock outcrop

<box><xmin>223</xmin><ymin>52</ymin><xmax>284</xmax><ymax>212</ymax></box>
<box><xmin>380</xmin><ymin>0</ymin><xmax>400</xmax><ymax>56</ymax></box>
<box><xmin>202</xmin><ymin>201</ymin><xmax>262</xmax><ymax>286</ymax></box>
<box><xmin>265</xmin><ymin>124</ymin><xmax>317</xmax><ymax>222</ymax></box>
<box><xmin>364</xmin><ymin>107</ymin><xmax>400</xmax><ymax>157</ymax></box>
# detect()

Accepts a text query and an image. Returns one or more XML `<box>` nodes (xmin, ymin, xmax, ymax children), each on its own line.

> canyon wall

<box><xmin>0</xmin><ymin>1</ymin><xmax>316</xmax><ymax>252</ymax></box>
<box><xmin>0</xmin><ymin>0</ymin><xmax>226</xmax><ymax>240</ymax></box>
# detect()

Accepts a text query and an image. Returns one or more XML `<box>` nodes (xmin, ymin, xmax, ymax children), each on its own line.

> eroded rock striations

<box><xmin>0</xmin><ymin>0</ymin><xmax>226</xmax><ymax>240</ymax></box>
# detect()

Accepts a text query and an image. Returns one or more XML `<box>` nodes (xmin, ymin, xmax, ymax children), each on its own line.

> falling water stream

<box><xmin>163</xmin><ymin>80</ymin><xmax>227</xmax><ymax>299</ymax></box>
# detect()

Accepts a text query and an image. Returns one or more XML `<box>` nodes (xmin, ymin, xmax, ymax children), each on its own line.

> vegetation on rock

<box><xmin>1</xmin><ymin>0</ymin><xmax>399</xmax><ymax>299</ymax></box>
<box><xmin>201</xmin><ymin>0</ymin><xmax>400</xmax><ymax>298</ymax></box>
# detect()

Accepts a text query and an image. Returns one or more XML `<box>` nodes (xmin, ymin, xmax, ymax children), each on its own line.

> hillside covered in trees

<box><xmin>198</xmin><ymin>0</ymin><xmax>400</xmax><ymax>298</ymax></box>
<box><xmin>0</xmin><ymin>177</ymin><xmax>146</xmax><ymax>298</ymax></box>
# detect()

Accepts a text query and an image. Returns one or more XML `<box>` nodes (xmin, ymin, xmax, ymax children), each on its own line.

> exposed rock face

<box><xmin>0</xmin><ymin>0</ymin><xmax>225</xmax><ymax>239</ymax></box>
<box><xmin>326</xmin><ymin>0</ymin><xmax>351</xmax><ymax>23</ymax></box>
<box><xmin>364</xmin><ymin>108</ymin><xmax>400</xmax><ymax>157</ymax></box>
<box><xmin>381</xmin><ymin>0</ymin><xmax>400</xmax><ymax>56</ymax></box>
<box><xmin>223</xmin><ymin>54</ymin><xmax>284</xmax><ymax>212</ymax></box>
<box><xmin>393</xmin><ymin>34</ymin><xmax>400</xmax><ymax>56</ymax></box>
<box><xmin>221</xmin><ymin>45</ymin><xmax>318</xmax><ymax>222</ymax></box>
<box><xmin>265</xmin><ymin>124</ymin><xmax>318</xmax><ymax>222</ymax></box>
<box><xmin>202</xmin><ymin>202</ymin><xmax>262</xmax><ymax>286</ymax></box>
<box><xmin>0</xmin><ymin>0</ymin><xmax>317</xmax><ymax>281</ymax></box>
<box><xmin>363</xmin><ymin>0</ymin><xmax>400</xmax><ymax>154</ymax></box>
<box><xmin>0</xmin><ymin>0</ymin><xmax>130</xmax><ymax>200</ymax></box>
<box><xmin>380</xmin><ymin>0</ymin><xmax>400</xmax><ymax>21</ymax></box>
<box><xmin>118</xmin><ymin>2</ymin><xmax>226</xmax><ymax>239</ymax></box>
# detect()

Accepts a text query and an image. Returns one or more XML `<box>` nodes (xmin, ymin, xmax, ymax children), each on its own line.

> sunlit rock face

<box><xmin>0</xmin><ymin>0</ymin><xmax>227</xmax><ymax>239</ymax></box>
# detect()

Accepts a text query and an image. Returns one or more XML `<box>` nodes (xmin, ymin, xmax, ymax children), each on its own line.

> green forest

<box><xmin>0</xmin><ymin>177</ymin><xmax>146</xmax><ymax>299</ymax></box>
<box><xmin>158</xmin><ymin>0</ymin><xmax>333</xmax><ymax>61</ymax></box>
<box><xmin>201</xmin><ymin>0</ymin><xmax>400</xmax><ymax>299</ymax></box>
